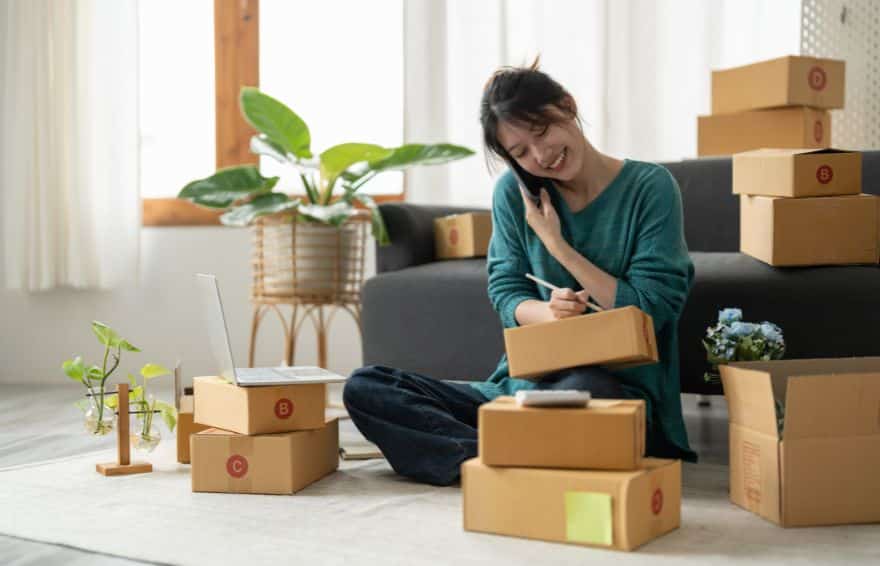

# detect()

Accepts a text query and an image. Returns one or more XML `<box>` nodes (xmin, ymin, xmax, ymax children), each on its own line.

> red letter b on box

<box><xmin>274</xmin><ymin>398</ymin><xmax>294</xmax><ymax>419</ymax></box>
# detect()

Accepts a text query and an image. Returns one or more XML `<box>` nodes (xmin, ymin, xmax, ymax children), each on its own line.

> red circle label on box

<box><xmin>816</xmin><ymin>164</ymin><xmax>833</xmax><ymax>184</ymax></box>
<box><xmin>449</xmin><ymin>227</ymin><xmax>459</xmax><ymax>246</ymax></box>
<box><xmin>226</xmin><ymin>454</ymin><xmax>249</xmax><ymax>478</ymax></box>
<box><xmin>814</xmin><ymin>120</ymin><xmax>823</xmax><ymax>143</ymax></box>
<box><xmin>808</xmin><ymin>66</ymin><xmax>827</xmax><ymax>91</ymax></box>
<box><xmin>274</xmin><ymin>398</ymin><xmax>294</xmax><ymax>419</ymax></box>
<box><xmin>651</xmin><ymin>488</ymin><xmax>663</xmax><ymax>515</ymax></box>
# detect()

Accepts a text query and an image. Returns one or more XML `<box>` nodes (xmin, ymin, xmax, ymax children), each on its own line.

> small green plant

<box><xmin>63</xmin><ymin>322</ymin><xmax>140</xmax><ymax>435</ymax></box>
<box><xmin>178</xmin><ymin>87</ymin><xmax>474</xmax><ymax>244</ymax></box>
<box><xmin>62</xmin><ymin>322</ymin><xmax>175</xmax><ymax>440</ymax></box>
<box><xmin>105</xmin><ymin>364</ymin><xmax>177</xmax><ymax>453</ymax></box>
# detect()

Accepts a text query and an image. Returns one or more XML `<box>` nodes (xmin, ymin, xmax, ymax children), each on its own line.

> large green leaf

<box><xmin>319</xmin><ymin>144</ymin><xmax>393</xmax><ymax>201</ymax></box>
<box><xmin>350</xmin><ymin>194</ymin><xmax>390</xmax><ymax>246</ymax></box>
<box><xmin>140</xmin><ymin>363</ymin><xmax>171</xmax><ymax>380</ymax></box>
<box><xmin>62</xmin><ymin>357</ymin><xmax>85</xmax><ymax>383</ymax></box>
<box><xmin>250</xmin><ymin>134</ymin><xmax>291</xmax><ymax>164</ymax></box>
<box><xmin>240</xmin><ymin>87</ymin><xmax>312</xmax><ymax>159</ymax></box>
<box><xmin>367</xmin><ymin>143</ymin><xmax>474</xmax><ymax>173</ymax></box>
<box><xmin>178</xmin><ymin>166</ymin><xmax>279</xmax><ymax>209</ymax></box>
<box><xmin>219</xmin><ymin>193</ymin><xmax>301</xmax><ymax>227</ymax></box>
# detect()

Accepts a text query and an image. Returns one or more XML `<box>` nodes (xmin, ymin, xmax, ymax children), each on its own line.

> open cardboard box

<box><xmin>711</xmin><ymin>55</ymin><xmax>845</xmax><ymax>114</ymax></box>
<box><xmin>462</xmin><ymin>457</ymin><xmax>680</xmax><ymax>551</ymax></box>
<box><xmin>434</xmin><ymin>212</ymin><xmax>492</xmax><ymax>259</ymax></box>
<box><xmin>194</xmin><ymin>376</ymin><xmax>325</xmax><ymax>435</ymax></box>
<box><xmin>732</xmin><ymin>148</ymin><xmax>861</xmax><ymax>198</ymax></box>
<box><xmin>720</xmin><ymin>357</ymin><xmax>880</xmax><ymax>527</ymax></box>
<box><xmin>740</xmin><ymin>193</ymin><xmax>879</xmax><ymax>267</ymax></box>
<box><xmin>478</xmin><ymin>397</ymin><xmax>645</xmax><ymax>470</ymax></box>
<box><xmin>191</xmin><ymin>418</ymin><xmax>339</xmax><ymax>495</ymax></box>
<box><xmin>504</xmin><ymin>306</ymin><xmax>658</xmax><ymax>379</ymax></box>
<box><xmin>698</xmin><ymin>107</ymin><xmax>830</xmax><ymax>157</ymax></box>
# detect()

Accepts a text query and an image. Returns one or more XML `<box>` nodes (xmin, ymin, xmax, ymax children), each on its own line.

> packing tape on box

<box><xmin>224</xmin><ymin>436</ymin><xmax>255</xmax><ymax>492</ymax></box>
<box><xmin>564</xmin><ymin>491</ymin><xmax>614</xmax><ymax>546</ymax></box>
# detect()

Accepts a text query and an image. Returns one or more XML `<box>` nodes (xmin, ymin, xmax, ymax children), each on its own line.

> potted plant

<box><xmin>177</xmin><ymin>87</ymin><xmax>473</xmax><ymax>296</ymax></box>
<box><xmin>63</xmin><ymin>322</ymin><xmax>176</xmax><ymax>443</ymax></box>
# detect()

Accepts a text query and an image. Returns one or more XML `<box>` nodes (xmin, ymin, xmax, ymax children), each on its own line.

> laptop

<box><xmin>196</xmin><ymin>273</ymin><xmax>347</xmax><ymax>387</ymax></box>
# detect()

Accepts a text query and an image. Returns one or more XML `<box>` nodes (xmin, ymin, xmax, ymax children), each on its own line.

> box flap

<box><xmin>783</xmin><ymin>371</ymin><xmax>880</xmax><ymax>439</ymax></box>
<box><xmin>735</xmin><ymin>147</ymin><xmax>854</xmax><ymax>158</ymax></box>
<box><xmin>719</xmin><ymin>364</ymin><xmax>779</xmax><ymax>438</ymax></box>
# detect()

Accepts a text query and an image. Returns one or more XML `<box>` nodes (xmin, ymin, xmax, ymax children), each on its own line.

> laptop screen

<box><xmin>196</xmin><ymin>273</ymin><xmax>237</xmax><ymax>383</ymax></box>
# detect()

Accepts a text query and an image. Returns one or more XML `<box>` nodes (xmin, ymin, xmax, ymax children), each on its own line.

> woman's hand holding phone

<box><xmin>519</xmin><ymin>185</ymin><xmax>564</xmax><ymax>254</ymax></box>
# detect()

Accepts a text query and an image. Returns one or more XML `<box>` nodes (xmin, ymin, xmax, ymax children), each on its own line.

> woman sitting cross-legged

<box><xmin>343</xmin><ymin>58</ymin><xmax>697</xmax><ymax>486</ymax></box>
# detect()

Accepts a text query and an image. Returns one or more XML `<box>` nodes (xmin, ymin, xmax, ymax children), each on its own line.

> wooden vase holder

<box><xmin>95</xmin><ymin>383</ymin><xmax>153</xmax><ymax>476</ymax></box>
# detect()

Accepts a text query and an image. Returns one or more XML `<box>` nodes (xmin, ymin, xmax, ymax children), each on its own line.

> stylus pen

<box><xmin>525</xmin><ymin>273</ymin><xmax>605</xmax><ymax>312</ymax></box>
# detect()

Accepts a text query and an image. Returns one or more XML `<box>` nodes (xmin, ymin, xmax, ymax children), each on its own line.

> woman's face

<box><xmin>495</xmin><ymin>107</ymin><xmax>583</xmax><ymax>183</ymax></box>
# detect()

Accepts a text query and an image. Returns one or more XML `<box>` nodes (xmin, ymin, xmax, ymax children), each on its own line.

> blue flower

<box><xmin>719</xmin><ymin>308</ymin><xmax>742</xmax><ymax>324</ymax></box>
<box><xmin>759</xmin><ymin>322</ymin><xmax>783</xmax><ymax>343</ymax></box>
<box><xmin>729</xmin><ymin>321</ymin><xmax>757</xmax><ymax>337</ymax></box>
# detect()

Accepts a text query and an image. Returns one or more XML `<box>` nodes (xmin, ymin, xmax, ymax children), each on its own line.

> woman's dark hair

<box><xmin>480</xmin><ymin>56</ymin><xmax>580</xmax><ymax>174</ymax></box>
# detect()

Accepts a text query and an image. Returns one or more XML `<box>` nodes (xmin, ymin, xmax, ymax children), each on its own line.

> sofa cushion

<box><xmin>680</xmin><ymin>252</ymin><xmax>880</xmax><ymax>394</ymax></box>
<box><xmin>362</xmin><ymin>259</ymin><xmax>504</xmax><ymax>381</ymax></box>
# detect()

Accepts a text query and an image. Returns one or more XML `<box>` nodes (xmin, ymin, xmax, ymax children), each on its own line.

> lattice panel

<box><xmin>801</xmin><ymin>0</ymin><xmax>880</xmax><ymax>149</ymax></box>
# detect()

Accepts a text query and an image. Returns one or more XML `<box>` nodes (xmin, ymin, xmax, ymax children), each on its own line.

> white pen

<box><xmin>525</xmin><ymin>273</ymin><xmax>605</xmax><ymax>312</ymax></box>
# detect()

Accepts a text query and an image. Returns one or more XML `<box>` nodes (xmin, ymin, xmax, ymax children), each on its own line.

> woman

<box><xmin>343</xmin><ymin>59</ymin><xmax>697</xmax><ymax>486</ymax></box>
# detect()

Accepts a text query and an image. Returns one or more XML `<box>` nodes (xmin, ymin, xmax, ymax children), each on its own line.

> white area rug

<box><xmin>2</xmin><ymin>438</ymin><xmax>880</xmax><ymax>566</ymax></box>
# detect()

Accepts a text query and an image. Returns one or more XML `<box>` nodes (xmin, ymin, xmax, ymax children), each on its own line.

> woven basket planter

<box><xmin>251</xmin><ymin>213</ymin><xmax>368</xmax><ymax>304</ymax></box>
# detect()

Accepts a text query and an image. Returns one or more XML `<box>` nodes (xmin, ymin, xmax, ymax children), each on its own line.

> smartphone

<box><xmin>506</xmin><ymin>159</ymin><xmax>544</xmax><ymax>205</ymax></box>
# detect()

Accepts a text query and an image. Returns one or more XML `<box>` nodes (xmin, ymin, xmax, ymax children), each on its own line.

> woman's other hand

<box><xmin>548</xmin><ymin>288</ymin><xmax>589</xmax><ymax>320</ymax></box>
<box><xmin>520</xmin><ymin>186</ymin><xmax>564</xmax><ymax>252</ymax></box>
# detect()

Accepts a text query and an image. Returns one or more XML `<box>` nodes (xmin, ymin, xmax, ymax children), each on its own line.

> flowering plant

<box><xmin>702</xmin><ymin>308</ymin><xmax>786</xmax><ymax>384</ymax></box>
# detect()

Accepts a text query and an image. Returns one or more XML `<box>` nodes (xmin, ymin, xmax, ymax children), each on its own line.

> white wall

<box><xmin>0</xmin><ymin>227</ymin><xmax>374</xmax><ymax>385</ymax></box>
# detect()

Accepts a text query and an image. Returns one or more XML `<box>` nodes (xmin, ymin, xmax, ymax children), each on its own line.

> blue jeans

<box><xmin>343</xmin><ymin>365</ymin><xmax>634</xmax><ymax>486</ymax></box>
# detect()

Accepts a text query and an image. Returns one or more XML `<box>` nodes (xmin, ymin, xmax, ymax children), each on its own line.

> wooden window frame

<box><xmin>142</xmin><ymin>0</ymin><xmax>404</xmax><ymax>227</ymax></box>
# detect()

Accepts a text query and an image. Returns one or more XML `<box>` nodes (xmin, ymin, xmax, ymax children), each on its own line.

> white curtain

<box><xmin>0</xmin><ymin>0</ymin><xmax>140</xmax><ymax>291</ymax></box>
<box><xmin>403</xmin><ymin>0</ymin><xmax>802</xmax><ymax>207</ymax></box>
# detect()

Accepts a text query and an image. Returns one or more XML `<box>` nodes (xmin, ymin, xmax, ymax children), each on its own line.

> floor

<box><xmin>0</xmin><ymin>383</ymin><xmax>739</xmax><ymax>565</ymax></box>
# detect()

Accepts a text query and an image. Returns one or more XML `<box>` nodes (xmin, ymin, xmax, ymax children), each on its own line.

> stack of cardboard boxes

<box><xmin>734</xmin><ymin>147</ymin><xmax>878</xmax><ymax>266</ymax></box>
<box><xmin>187</xmin><ymin>377</ymin><xmax>338</xmax><ymax>495</ymax></box>
<box><xmin>700</xmin><ymin>55</ymin><xmax>879</xmax><ymax>267</ymax></box>
<box><xmin>463</xmin><ymin>305</ymin><xmax>681</xmax><ymax>551</ymax></box>
<box><xmin>698</xmin><ymin>55</ymin><xmax>844</xmax><ymax>156</ymax></box>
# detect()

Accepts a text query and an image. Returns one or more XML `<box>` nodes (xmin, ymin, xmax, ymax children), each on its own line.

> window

<box><xmin>259</xmin><ymin>0</ymin><xmax>405</xmax><ymax>196</ymax></box>
<box><xmin>138</xmin><ymin>0</ymin><xmax>215</xmax><ymax>199</ymax></box>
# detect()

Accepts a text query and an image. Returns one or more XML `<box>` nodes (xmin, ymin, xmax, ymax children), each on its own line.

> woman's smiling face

<box><xmin>495</xmin><ymin>107</ymin><xmax>584</xmax><ymax>183</ymax></box>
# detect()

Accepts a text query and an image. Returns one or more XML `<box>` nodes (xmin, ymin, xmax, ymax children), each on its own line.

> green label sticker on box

<box><xmin>564</xmin><ymin>491</ymin><xmax>613</xmax><ymax>546</ymax></box>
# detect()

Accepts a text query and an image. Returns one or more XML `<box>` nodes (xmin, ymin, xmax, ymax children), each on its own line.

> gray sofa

<box><xmin>362</xmin><ymin>152</ymin><xmax>880</xmax><ymax>395</ymax></box>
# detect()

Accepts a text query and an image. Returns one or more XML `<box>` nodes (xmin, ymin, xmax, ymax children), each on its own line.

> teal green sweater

<box><xmin>471</xmin><ymin>159</ymin><xmax>697</xmax><ymax>462</ymax></box>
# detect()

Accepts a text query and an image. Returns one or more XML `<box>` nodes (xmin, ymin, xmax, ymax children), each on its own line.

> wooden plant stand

<box><xmin>96</xmin><ymin>383</ymin><xmax>152</xmax><ymax>476</ymax></box>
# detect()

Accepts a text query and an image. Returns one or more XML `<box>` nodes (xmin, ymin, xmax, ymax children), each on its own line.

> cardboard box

<box><xmin>462</xmin><ymin>457</ymin><xmax>680</xmax><ymax>551</ymax></box>
<box><xmin>479</xmin><ymin>397</ymin><xmax>645</xmax><ymax>470</ymax></box>
<box><xmin>434</xmin><ymin>212</ymin><xmax>492</xmax><ymax>259</ymax></box>
<box><xmin>740</xmin><ymin>193</ymin><xmax>879</xmax><ymax>266</ymax></box>
<box><xmin>712</xmin><ymin>55</ymin><xmax>845</xmax><ymax>114</ymax></box>
<box><xmin>194</xmin><ymin>376</ymin><xmax>325</xmax><ymax>435</ymax></box>
<box><xmin>720</xmin><ymin>357</ymin><xmax>880</xmax><ymax>527</ymax></box>
<box><xmin>504</xmin><ymin>306</ymin><xmax>658</xmax><ymax>379</ymax></box>
<box><xmin>176</xmin><ymin>395</ymin><xmax>211</xmax><ymax>464</ymax></box>
<box><xmin>698</xmin><ymin>107</ymin><xmax>831</xmax><ymax>157</ymax></box>
<box><xmin>191</xmin><ymin>418</ymin><xmax>339</xmax><ymax>495</ymax></box>
<box><xmin>732</xmin><ymin>148</ymin><xmax>861</xmax><ymax>198</ymax></box>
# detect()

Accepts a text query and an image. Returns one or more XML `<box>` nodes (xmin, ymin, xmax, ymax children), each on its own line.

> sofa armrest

<box><xmin>376</xmin><ymin>202</ymin><xmax>490</xmax><ymax>273</ymax></box>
